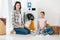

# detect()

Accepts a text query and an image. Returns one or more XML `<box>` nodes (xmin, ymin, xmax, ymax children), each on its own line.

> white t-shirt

<box><xmin>25</xmin><ymin>20</ymin><xmax>31</xmax><ymax>28</ymax></box>
<box><xmin>38</xmin><ymin>18</ymin><xmax>47</xmax><ymax>29</ymax></box>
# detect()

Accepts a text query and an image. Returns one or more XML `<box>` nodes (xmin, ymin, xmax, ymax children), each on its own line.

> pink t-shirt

<box><xmin>38</xmin><ymin>18</ymin><xmax>47</xmax><ymax>29</ymax></box>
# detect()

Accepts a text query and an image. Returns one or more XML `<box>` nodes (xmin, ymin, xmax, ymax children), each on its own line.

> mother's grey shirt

<box><xmin>12</xmin><ymin>10</ymin><xmax>22</xmax><ymax>28</ymax></box>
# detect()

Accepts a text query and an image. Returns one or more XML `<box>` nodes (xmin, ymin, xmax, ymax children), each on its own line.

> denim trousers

<box><xmin>14</xmin><ymin>27</ymin><xmax>30</xmax><ymax>35</ymax></box>
<box><xmin>39</xmin><ymin>27</ymin><xmax>54</xmax><ymax>35</ymax></box>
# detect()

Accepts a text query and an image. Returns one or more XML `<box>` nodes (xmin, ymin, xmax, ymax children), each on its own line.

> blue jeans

<box><xmin>14</xmin><ymin>27</ymin><xmax>30</xmax><ymax>35</ymax></box>
<box><xmin>39</xmin><ymin>27</ymin><xmax>54</xmax><ymax>35</ymax></box>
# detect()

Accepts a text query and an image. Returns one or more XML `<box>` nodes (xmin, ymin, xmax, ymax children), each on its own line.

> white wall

<box><xmin>0</xmin><ymin>0</ymin><xmax>5</xmax><ymax>18</ymax></box>
<box><xmin>0</xmin><ymin>0</ymin><xmax>2</xmax><ymax>15</ymax></box>
<box><xmin>0</xmin><ymin>0</ymin><xmax>9</xmax><ymax>35</ymax></box>
<box><xmin>37</xmin><ymin>0</ymin><xmax>60</xmax><ymax>26</ymax></box>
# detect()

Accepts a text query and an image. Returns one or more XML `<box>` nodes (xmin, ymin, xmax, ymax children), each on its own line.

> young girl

<box><xmin>25</xmin><ymin>13</ymin><xmax>36</xmax><ymax>35</ymax></box>
<box><xmin>38</xmin><ymin>11</ymin><xmax>54</xmax><ymax>35</ymax></box>
<box><xmin>25</xmin><ymin>13</ymin><xmax>35</xmax><ymax>31</ymax></box>
<box><xmin>38</xmin><ymin>11</ymin><xmax>47</xmax><ymax>35</ymax></box>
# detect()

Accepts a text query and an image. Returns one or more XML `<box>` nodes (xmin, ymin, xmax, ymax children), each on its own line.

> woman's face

<box><xmin>16</xmin><ymin>3</ymin><xmax>20</xmax><ymax>10</ymax></box>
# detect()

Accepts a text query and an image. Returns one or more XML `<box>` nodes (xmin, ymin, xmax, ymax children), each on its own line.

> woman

<box><xmin>12</xmin><ymin>1</ymin><xmax>30</xmax><ymax>35</ymax></box>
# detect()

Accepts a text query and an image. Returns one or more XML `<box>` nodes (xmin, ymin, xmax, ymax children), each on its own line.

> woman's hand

<box><xmin>20</xmin><ymin>24</ymin><xmax>24</xmax><ymax>28</ymax></box>
<box><xmin>13</xmin><ymin>22</ymin><xmax>24</xmax><ymax>28</ymax></box>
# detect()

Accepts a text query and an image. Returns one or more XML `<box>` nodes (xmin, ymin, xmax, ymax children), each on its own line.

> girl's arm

<box><xmin>42</xmin><ymin>20</ymin><xmax>47</xmax><ymax>29</ymax></box>
<box><xmin>38</xmin><ymin>21</ymin><xmax>40</xmax><ymax>30</ymax></box>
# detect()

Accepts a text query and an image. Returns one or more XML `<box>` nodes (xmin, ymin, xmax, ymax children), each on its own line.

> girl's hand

<box><xmin>35</xmin><ymin>30</ymin><xmax>39</xmax><ymax>35</ymax></box>
<box><xmin>39</xmin><ymin>26</ymin><xmax>45</xmax><ymax>30</ymax></box>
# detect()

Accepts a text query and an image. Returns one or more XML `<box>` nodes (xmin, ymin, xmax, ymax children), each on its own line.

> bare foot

<box><xmin>11</xmin><ymin>30</ymin><xmax>16</xmax><ymax>34</ymax></box>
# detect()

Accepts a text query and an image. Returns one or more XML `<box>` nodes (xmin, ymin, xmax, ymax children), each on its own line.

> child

<box><xmin>38</xmin><ymin>11</ymin><xmax>47</xmax><ymax>35</ymax></box>
<box><xmin>38</xmin><ymin>11</ymin><xmax>54</xmax><ymax>35</ymax></box>
<box><xmin>25</xmin><ymin>13</ymin><xmax>37</xmax><ymax>35</ymax></box>
<box><xmin>25</xmin><ymin>13</ymin><xmax>35</xmax><ymax>31</ymax></box>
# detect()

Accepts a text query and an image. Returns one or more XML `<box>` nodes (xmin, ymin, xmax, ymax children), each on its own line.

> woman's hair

<box><xmin>26</xmin><ymin>13</ymin><xmax>34</xmax><ymax>20</ymax></box>
<box><xmin>40</xmin><ymin>11</ymin><xmax>45</xmax><ymax>15</ymax></box>
<box><xmin>14</xmin><ymin>1</ymin><xmax>21</xmax><ymax>10</ymax></box>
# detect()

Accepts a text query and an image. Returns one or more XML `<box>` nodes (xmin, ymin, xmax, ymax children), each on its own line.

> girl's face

<box><xmin>40</xmin><ymin>13</ymin><xmax>45</xmax><ymax>18</ymax></box>
<box><xmin>16</xmin><ymin>3</ymin><xmax>20</xmax><ymax>10</ymax></box>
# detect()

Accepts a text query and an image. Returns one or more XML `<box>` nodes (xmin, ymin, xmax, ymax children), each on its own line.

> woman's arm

<box><xmin>13</xmin><ymin>22</ymin><xmax>24</xmax><ymax>28</ymax></box>
<box><xmin>13</xmin><ymin>22</ymin><xmax>19</xmax><ymax>27</ymax></box>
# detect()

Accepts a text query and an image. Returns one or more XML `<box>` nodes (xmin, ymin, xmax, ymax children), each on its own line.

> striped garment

<box><xmin>12</xmin><ymin>10</ymin><xmax>22</xmax><ymax>28</ymax></box>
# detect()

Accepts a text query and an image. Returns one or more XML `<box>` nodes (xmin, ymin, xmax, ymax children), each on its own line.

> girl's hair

<box><xmin>14</xmin><ymin>1</ymin><xmax>21</xmax><ymax>10</ymax></box>
<box><xmin>26</xmin><ymin>13</ymin><xmax>34</xmax><ymax>20</ymax></box>
<box><xmin>40</xmin><ymin>11</ymin><xmax>45</xmax><ymax>15</ymax></box>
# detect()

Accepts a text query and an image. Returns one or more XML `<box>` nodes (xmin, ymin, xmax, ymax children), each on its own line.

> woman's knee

<box><xmin>14</xmin><ymin>28</ymin><xmax>30</xmax><ymax>34</ymax></box>
<box><xmin>23</xmin><ymin>29</ymin><xmax>30</xmax><ymax>34</ymax></box>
